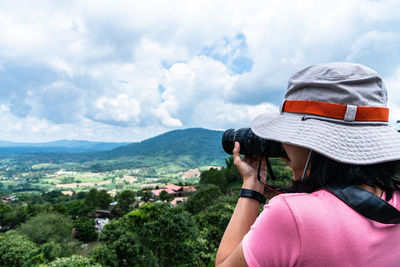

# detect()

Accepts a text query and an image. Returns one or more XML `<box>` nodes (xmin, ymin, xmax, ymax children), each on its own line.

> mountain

<box><xmin>108</xmin><ymin>128</ymin><xmax>225</xmax><ymax>158</ymax></box>
<box><xmin>0</xmin><ymin>140</ymin><xmax>129</xmax><ymax>153</ymax></box>
<box><xmin>7</xmin><ymin>128</ymin><xmax>229</xmax><ymax>171</ymax></box>
<box><xmin>96</xmin><ymin>128</ymin><xmax>228</xmax><ymax>170</ymax></box>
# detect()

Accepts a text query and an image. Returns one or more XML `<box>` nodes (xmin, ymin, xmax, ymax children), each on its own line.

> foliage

<box><xmin>159</xmin><ymin>190</ymin><xmax>174</xmax><ymax>202</ymax></box>
<box><xmin>113</xmin><ymin>190</ymin><xmax>136</xmax><ymax>217</ymax></box>
<box><xmin>51</xmin><ymin>203</ymin><xmax>67</xmax><ymax>214</ymax></box>
<box><xmin>41</xmin><ymin>190</ymin><xmax>70</xmax><ymax>204</ymax></box>
<box><xmin>18</xmin><ymin>213</ymin><xmax>73</xmax><ymax>246</ymax></box>
<box><xmin>65</xmin><ymin>200</ymin><xmax>84</xmax><ymax>217</ymax></box>
<box><xmin>195</xmin><ymin>195</ymin><xmax>237</xmax><ymax>264</ymax></box>
<box><xmin>0</xmin><ymin>230</ymin><xmax>38</xmax><ymax>267</ymax></box>
<box><xmin>89</xmin><ymin>244</ymin><xmax>119</xmax><ymax>267</ymax></box>
<box><xmin>0</xmin><ymin>203</ymin><xmax>28</xmax><ymax>229</ymax></box>
<box><xmin>99</xmin><ymin>215</ymin><xmax>151</xmax><ymax>266</ymax></box>
<box><xmin>73</xmin><ymin>217</ymin><xmax>98</xmax><ymax>242</ymax></box>
<box><xmin>199</xmin><ymin>157</ymin><xmax>241</xmax><ymax>193</ymax></box>
<box><xmin>138</xmin><ymin>191</ymin><xmax>152</xmax><ymax>202</ymax></box>
<box><xmin>100</xmin><ymin>202</ymin><xmax>200</xmax><ymax>266</ymax></box>
<box><xmin>38</xmin><ymin>241</ymin><xmax>65</xmax><ymax>263</ymax></box>
<box><xmin>86</xmin><ymin>188</ymin><xmax>112</xmax><ymax>209</ymax></box>
<box><xmin>185</xmin><ymin>184</ymin><xmax>223</xmax><ymax>215</ymax></box>
<box><xmin>46</xmin><ymin>255</ymin><xmax>100</xmax><ymax>267</ymax></box>
<box><xmin>80</xmin><ymin>189</ymin><xmax>112</xmax><ymax>216</ymax></box>
<box><xmin>200</xmin><ymin>168</ymin><xmax>228</xmax><ymax>192</ymax></box>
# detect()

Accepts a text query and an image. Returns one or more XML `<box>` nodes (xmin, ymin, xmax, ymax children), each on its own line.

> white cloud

<box><xmin>385</xmin><ymin>67</ymin><xmax>400</xmax><ymax>124</ymax></box>
<box><xmin>92</xmin><ymin>94</ymin><xmax>141</xmax><ymax>124</ymax></box>
<box><xmin>0</xmin><ymin>0</ymin><xmax>400</xmax><ymax>141</ymax></box>
<box><xmin>159</xmin><ymin>56</ymin><xmax>238</xmax><ymax>126</ymax></box>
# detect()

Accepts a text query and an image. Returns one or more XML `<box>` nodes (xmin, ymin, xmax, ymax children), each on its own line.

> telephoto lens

<box><xmin>222</xmin><ymin>128</ymin><xmax>286</xmax><ymax>157</ymax></box>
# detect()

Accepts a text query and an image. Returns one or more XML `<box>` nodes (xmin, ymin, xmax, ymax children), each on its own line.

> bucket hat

<box><xmin>251</xmin><ymin>62</ymin><xmax>400</xmax><ymax>164</ymax></box>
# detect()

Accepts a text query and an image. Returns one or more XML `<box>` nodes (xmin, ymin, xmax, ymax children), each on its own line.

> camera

<box><xmin>222</xmin><ymin>128</ymin><xmax>286</xmax><ymax>157</ymax></box>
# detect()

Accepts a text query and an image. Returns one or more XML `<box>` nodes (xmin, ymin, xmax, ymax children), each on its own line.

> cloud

<box><xmin>347</xmin><ymin>31</ymin><xmax>400</xmax><ymax>76</ymax></box>
<box><xmin>159</xmin><ymin>56</ymin><xmax>238</xmax><ymax>126</ymax></box>
<box><xmin>202</xmin><ymin>33</ymin><xmax>253</xmax><ymax>74</ymax></box>
<box><xmin>0</xmin><ymin>0</ymin><xmax>400</xmax><ymax>141</ymax></box>
<box><xmin>32</xmin><ymin>81</ymin><xmax>85</xmax><ymax>124</ymax></box>
<box><xmin>91</xmin><ymin>94</ymin><xmax>141</xmax><ymax>125</ymax></box>
<box><xmin>385</xmin><ymin>67</ymin><xmax>400</xmax><ymax>126</ymax></box>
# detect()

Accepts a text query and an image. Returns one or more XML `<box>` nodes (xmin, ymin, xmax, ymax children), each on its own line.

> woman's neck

<box><xmin>358</xmin><ymin>184</ymin><xmax>383</xmax><ymax>198</ymax></box>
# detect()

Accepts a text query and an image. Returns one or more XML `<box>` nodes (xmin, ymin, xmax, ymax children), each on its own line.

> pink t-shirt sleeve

<box><xmin>242</xmin><ymin>195</ymin><xmax>301</xmax><ymax>267</ymax></box>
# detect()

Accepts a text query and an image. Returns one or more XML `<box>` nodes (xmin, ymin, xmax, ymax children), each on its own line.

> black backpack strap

<box><xmin>324</xmin><ymin>185</ymin><xmax>400</xmax><ymax>224</ymax></box>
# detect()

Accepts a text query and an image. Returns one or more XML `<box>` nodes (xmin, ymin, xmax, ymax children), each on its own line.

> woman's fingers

<box><xmin>233</xmin><ymin>142</ymin><xmax>241</xmax><ymax>163</ymax></box>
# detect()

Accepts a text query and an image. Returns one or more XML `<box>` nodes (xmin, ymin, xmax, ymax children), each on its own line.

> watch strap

<box><xmin>239</xmin><ymin>188</ymin><xmax>266</xmax><ymax>204</ymax></box>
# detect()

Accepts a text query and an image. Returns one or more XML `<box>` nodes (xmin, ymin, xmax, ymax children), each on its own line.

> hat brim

<box><xmin>251</xmin><ymin>112</ymin><xmax>400</xmax><ymax>165</ymax></box>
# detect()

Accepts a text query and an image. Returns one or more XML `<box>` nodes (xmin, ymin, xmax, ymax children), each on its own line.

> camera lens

<box><xmin>222</xmin><ymin>128</ymin><xmax>286</xmax><ymax>157</ymax></box>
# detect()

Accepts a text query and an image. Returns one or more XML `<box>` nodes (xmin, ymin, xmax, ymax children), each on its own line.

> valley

<box><xmin>0</xmin><ymin>128</ymin><xmax>227</xmax><ymax>195</ymax></box>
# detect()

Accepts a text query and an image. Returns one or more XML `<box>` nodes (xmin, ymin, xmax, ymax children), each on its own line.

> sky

<box><xmin>1</xmin><ymin>0</ymin><xmax>400</xmax><ymax>142</ymax></box>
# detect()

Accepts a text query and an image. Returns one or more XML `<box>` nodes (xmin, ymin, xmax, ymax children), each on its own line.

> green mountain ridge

<box><xmin>7</xmin><ymin>128</ymin><xmax>229</xmax><ymax>172</ymax></box>
<box><xmin>0</xmin><ymin>140</ymin><xmax>129</xmax><ymax>153</ymax></box>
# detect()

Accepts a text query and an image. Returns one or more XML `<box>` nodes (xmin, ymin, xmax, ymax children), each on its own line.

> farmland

<box><xmin>0</xmin><ymin>164</ymin><xmax>221</xmax><ymax>195</ymax></box>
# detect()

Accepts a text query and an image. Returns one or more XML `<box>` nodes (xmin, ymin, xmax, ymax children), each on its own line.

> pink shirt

<box><xmin>242</xmin><ymin>190</ymin><xmax>400</xmax><ymax>267</ymax></box>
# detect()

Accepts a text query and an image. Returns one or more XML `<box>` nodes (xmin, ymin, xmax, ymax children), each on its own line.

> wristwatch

<box><xmin>239</xmin><ymin>188</ymin><xmax>266</xmax><ymax>204</ymax></box>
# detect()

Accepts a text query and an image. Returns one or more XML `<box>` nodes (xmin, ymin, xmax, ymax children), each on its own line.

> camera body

<box><xmin>222</xmin><ymin>128</ymin><xmax>286</xmax><ymax>157</ymax></box>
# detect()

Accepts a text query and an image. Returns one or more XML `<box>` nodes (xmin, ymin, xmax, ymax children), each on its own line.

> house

<box><xmin>170</xmin><ymin>197</ymin><xmax>188</xmax><ymax>206</ymax></box>
<box><xmin>2</xmin><ymin>195</ymin><xmax>18</xmax><ymax>203</ymax></box>
<box><xmin>61</xmin><ymin>190</ymin><xmax>74</xmax><ymax>196</ymax></box>
<box><xmin>150</xmin><ymin>189</ymin><xmax>176</xmax><ymax>198</ymax></box>
<box><xmin>149</xmin><ymin>184</ymin><xmax>197</xmax><ymax>199</ymax></box>
<box><xmin>95</xmin><ymin>209</ymin><xmax>111</xmax><ymax>218</ymax></box>
<box><xmin>164</xmin><ymin>184</ymin><xmax>183</xmax><ymax>192</ymax></box>
<box><xmin>182</xmin><ymin>186</ymin><xmax>196</xmax><ymax>192</ymax></box>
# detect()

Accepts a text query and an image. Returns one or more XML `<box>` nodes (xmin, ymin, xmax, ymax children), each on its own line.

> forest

<box><xmin>0</xmin><ymin>157</ymin><xmax>292</xmax><ymax>266</ymax></box>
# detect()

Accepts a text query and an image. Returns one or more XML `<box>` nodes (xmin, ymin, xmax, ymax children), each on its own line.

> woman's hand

<box><xmin>233</xmin><ymin>142</ymin><xmax>265</xmax><ymax>194</ymax></box>
<box><xmin>216</xmin><ymin>142</ymin><xmax>265</xmax><ymax>267</ymax></box>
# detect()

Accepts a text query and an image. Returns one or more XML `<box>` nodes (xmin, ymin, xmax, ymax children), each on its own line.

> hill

<box><xmin>107</xmin><ymin>128</ymin><xmax>224</xmax><ymax>158</ymax></box>
<box><xmin>5</xmin><ymin>128</ymin><xmax>228</xmax><ymax>172</ymax></box>
<box><xmin>0</xmin><ymin>140</ymin><xmax>129</xmax><ymax>153</ymax></box>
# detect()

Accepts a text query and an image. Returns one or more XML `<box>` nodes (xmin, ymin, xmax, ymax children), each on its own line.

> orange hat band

<box><xmin>282</xmin><ymin>100</ymin><xmax>389</xmax><ymax>122</ymax></box>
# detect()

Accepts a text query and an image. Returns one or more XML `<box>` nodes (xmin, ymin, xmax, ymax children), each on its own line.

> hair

<box><xmin>287</xmin><ymin>152</ymin><xmax>400</xmax><ymax>201</ymax></box>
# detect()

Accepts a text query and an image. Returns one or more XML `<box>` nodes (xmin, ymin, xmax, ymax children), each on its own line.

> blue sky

<box><xmin>1</xmin><ymin>0</ymin><xmax>400</xmax><ymax>142</ymax></box>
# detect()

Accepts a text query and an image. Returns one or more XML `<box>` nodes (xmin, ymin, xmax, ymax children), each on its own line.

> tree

<box><xmin>113</xmin><ymin>190</ymin><xmax>136</xmax><ymax>216</ymax></box>
<box><xmin>185</xmin><ymin>184</ymin><xmax>223</xmax><ymax>215</ymax></box>
<box><xmin>66</xmin><ymin>200</ymin><xmax>84</xmax><ymax>217</ymax></box>
<box><xmin>99</xmin><ymin>217</ymin><xmax>150</xmax><ymax>266</ymax></box>
<box><xmin>47</xmin><ymin>255</ymin><xmax>100</xmax><ymax>267</ymax></box>
<box><xmin>89</xmin><ymin>244</ymin><xmax>118</xmax><ymax>267</ymax></box>
<box><xmin>0</xmin><ymin>230</ymin><xmax>38</xmax><ymax>267</ymax></box>
<box><xmin>1</xmin><ymin>205</ymin><xmax>28</xmax><ymax>229</ymax></box>
<box><xmin>82</xmin><ymin>189</ymin><xmax>112</xmax><ymax>215</ymax></box>
<box><xmin>100</xmin><ymin>202</ymin><xmax>200</xmax><ymax>266</ymax></box>
<box><xmin>18</xmin><ymin>213</ymin><xmax>73</xmax><ymax>252</ymax></box>
<box><xmin>26</xmin><ymin>203</ymin><xmax>42</xmax><ymax>217</ymax></box>
<box><xmin>138</xmin><ymin>191</ymin><xmax>152</xmax><ymax>202</ymax></box>
<box><xmin>38</xmin><ymin>241</ymin><xmax>64</xmax><ymax>263</ymax></box>
<box><xmin>51</xmin><ymin>203</ymin><xmax>67</xmax><ymax>214</ymax></box>
<box><xmin>96</xmin><ymin>190</ymin><xmax>112</xmax><ymax>209</ymax></box>
<box><xmin>195</xmin><ymin>195</ymin><xmax>237</xmax><ymax>265</ymax></box>
<box><xmin>200</xmin><ymin>167</ymin><xmax>227</xmax><ymax>191</ymax></box>
<box><xmin>73</xmin><ymin>217</ymin><xmax>98</xmax><ymax>242</ymax></box>
<box><xmin>159</xmin><ymin>190</ymin><xmax>174</xmax><ymax>202</ymax></box>
<box><xmin>41</xmin><ymin>191</ymin><xmax>69</xmax><ymax>204</ymax></box>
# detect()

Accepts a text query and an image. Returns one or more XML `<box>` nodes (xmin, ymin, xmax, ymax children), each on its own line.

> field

<box><xmin>0</xmin><ymin>164</ymin><xmax>221</xmax><ymax>195</ymax></box>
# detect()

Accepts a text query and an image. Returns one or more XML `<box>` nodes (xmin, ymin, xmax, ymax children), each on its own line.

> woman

<box><xmin>215</xmin><ymin>62</ymin><xmax>400</xmax><ymax>266</ymax></box>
